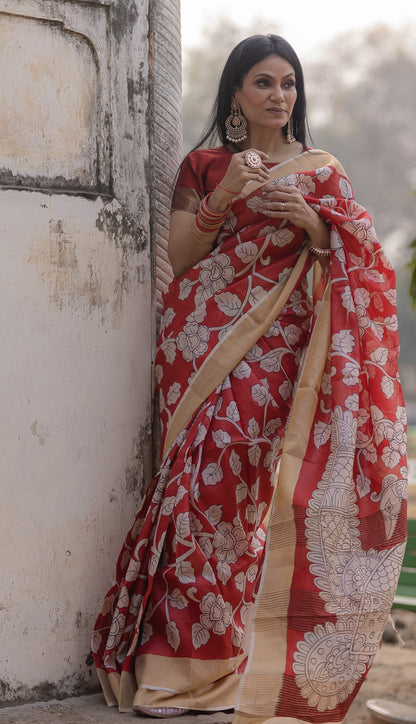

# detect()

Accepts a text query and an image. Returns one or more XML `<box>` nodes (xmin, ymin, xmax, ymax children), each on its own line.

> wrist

<box><xmin>208</xmin><ymin>187</ymin><xmax>233</xmax><ymax>212</ymax></box>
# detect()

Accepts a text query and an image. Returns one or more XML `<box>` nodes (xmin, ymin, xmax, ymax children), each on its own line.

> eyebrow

<box><xmin>253</xmin><ymin>72</ymin><xmax>295</xmax><ymax>79</ymax></box>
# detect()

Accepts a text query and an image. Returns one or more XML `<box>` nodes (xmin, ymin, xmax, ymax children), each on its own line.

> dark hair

<box><xmin>195</xmin><ymin>34</ymin><xmax>309</xmax><ymax>150</ymax></box>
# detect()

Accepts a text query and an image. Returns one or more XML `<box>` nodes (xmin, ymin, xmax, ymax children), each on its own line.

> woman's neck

<box><xmin>240</xmin><ymin>129</ymin><xmax>302</xmax><ymax>162</ymax></box>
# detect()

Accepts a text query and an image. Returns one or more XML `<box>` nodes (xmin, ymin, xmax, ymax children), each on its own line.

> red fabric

<box><xmin>92</xmin><ymin>147</ymin><xmax>407</xmax><ymax>721</ymax></box>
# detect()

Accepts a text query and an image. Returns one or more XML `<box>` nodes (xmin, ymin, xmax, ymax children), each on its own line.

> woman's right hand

<box><xmin>209</xmin><ymin>149</ymin><xmax>270</xmax><ymax>210</ymax></box>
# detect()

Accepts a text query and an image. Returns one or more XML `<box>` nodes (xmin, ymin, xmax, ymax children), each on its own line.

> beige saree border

<box><xmin>240</xmin><ymin>148</ymin><xmax>347</xmax><ymax>197</ymax></box>
<box><xmin>163</xmin><ymin>247</ymin><xmax>309</xmax><ymax>457</ymax></box>
<box><xmin>233</xmin><ymin>279</ymin><xmax>332</xmax><ymax>724</ymax></box>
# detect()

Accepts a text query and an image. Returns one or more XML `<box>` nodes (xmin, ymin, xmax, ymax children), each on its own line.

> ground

<box><xmin>0</xmin><ymin>609</ymin><xmax>414</xmax><ymax>723</ymax></box>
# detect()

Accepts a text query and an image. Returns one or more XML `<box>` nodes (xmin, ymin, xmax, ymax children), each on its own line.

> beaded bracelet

<box><xmin>304</xmin><ymin>232</ymin><xmax>331</xmax><ymax>257</ymax></box>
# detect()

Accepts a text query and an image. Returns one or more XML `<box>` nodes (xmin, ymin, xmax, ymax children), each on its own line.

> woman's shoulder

<box><xmin>305</xmin><ymin>147</ymin><xmax>347</xmax><ymax>177</ymax></box>
<box><xmin>183</xmin><ymin>145</ymin><xmax>230</xmax><ymax>166</ymax></box>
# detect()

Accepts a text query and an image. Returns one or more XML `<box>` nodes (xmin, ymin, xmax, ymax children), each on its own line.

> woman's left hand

<box><xmin>261</xmin><ymin>181</ymin><xmax>330</xmax><ymax>251</ymax></box>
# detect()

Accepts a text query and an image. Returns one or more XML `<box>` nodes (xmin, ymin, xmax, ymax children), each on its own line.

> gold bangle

<box><xmin>304</xmin><ymin>232</ymin><xmax>331</xmax><ymax>257</ymax></box>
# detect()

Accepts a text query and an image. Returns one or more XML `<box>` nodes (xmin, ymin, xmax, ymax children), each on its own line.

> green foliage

<box><xmin>408</xmin><ymin>236</ymin><xmax>416</xmax><ymax>309</ymax></box>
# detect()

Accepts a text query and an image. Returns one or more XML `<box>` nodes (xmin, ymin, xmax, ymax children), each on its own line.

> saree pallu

<box><xmin>92</xmin><ymin>149</ymin><xmax>407</xmax><ymax>723</ymax></box>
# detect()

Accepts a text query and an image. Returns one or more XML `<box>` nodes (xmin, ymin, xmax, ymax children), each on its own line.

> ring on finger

<box><xmin>245</xmin><ymin>150</ymin><xmax>262</xmax><ymax>169</ymax></box>
<box><xmin>280</xmin><ymin>202</ymin><xmax>285</xmax><ymax>212</ymax></box>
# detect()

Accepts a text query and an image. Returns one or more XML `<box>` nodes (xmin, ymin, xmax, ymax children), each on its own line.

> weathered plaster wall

<box><xmin>0</xmin><ymin>0</ymin><xmax>182</xmax><ymax>705</ymax></box>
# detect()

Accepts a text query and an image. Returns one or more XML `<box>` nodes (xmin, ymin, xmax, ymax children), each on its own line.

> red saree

<box><xmin>92</xmin><ymin>147</ymin><xmax>407</xmax><ymax>723</ymax></box>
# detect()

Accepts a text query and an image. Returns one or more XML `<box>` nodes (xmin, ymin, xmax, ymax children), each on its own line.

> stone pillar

<box><xmin>0</xmin><ymin>0</ymin><xmax>182</xmax><ymax>704</ymax></box>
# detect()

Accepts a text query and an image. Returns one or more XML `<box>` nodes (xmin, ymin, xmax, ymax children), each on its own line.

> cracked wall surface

<box><xmin>0</xmin><ymin>0</ymin><xmax>181</xmax><ymax>705</ymax></box>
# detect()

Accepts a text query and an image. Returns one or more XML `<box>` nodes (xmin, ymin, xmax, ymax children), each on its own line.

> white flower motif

<box><xmin>199</xmin><ymin>592</ymin><xmax>232</xmax><ymax>635</ymax></box>
<box><xmin>177</xmin><ymin>322</ymin><xmax>210</xmax><ymax>361</ymax></box>
<box><xmin>197</xmin><ymin>254</ymin><xmax>235</xmax><ymax>299</ymax></box>
<box><xmin>213</xmin><ymin>522</ymin><xmax>248</xmax><ymax>564</ymax></box>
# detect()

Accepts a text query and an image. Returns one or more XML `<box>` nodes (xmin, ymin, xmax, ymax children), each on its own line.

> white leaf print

<box><xmin>385</xmin><ymin>315</ymin><xmax>398</xmax><ymax>331</ymax></box>
<box><xmin>167</xmin><ymin>382</ymin><xmax>181</xmax><ymax>406</ymax></box>
<box><xmin>162</xmin><ymin>339</ymin><xmax>177</xmax><ymax>364</ymax></box>
<box><xmin>187</xmin><ymin>302</ymin><xmax>207</xmax><ymax>324</ymax></box>
<box><xmin>226</xmin><ymin>400</ymin><xmax>240</xmax><ymax>422</ymax></box>
<box><xmin>264</xmin><ymin>417</ymin><xmax>282</xmax><ymax>436</ymax></box>
<box><xmin>249</xmin><ymin>286</ymin><xmax>267</xmax><ymax>306</ymax></box>
<box><xmin>176</xmin><ymin>512</ymin><xmax>190</xmax><ymax>539</ymax></box>
<box><xmin>169</xmin><ymin>589</ymin><xmax>188</xmax><ymax>610</ymax></box>
<box><xmin>381</xmin><ymin>376</ymin><xmax>395</xmax><ymax>399</ymax></box>
<box><xmin>251</xmin><ymin>384</ymin><xmax>269</xmax><ymax>406</ymax></box>
<box><xmin>192</xmin><ymin>622</ymin><xmax>210</xmax><ymax>649</ymax></box>
<box><xmin>206</xmin><ymin>505</ymin><xmax>223</xmax><ymax>525</ymax></box>
<box><xmin>236</xmin><ymin>481</ymin><xmax>248</xmax><ymax>503</ymax></box>
<box><xmin>140</xmin><ymin>622</ymin><xmax>153</xmax><ymax>645</ymax></box>
<box><xmin>212</xmin><ymin>429</ymin><xmax>232</xmax><ymax>448</ymax></box>
<box><xmin>339</xmin><ymin>177</ymin><xmax>353</xmax><ymax>199</ymax></box>
<box><xmin>341</xmin><ymin>288</ymin><xmax>354</xmax><ymax>313</ymax></box>
<box><xmin>230</xmin><ymin>449</ymin><xmax>242</xmax><ymax>475</ymax></box>
<box><xmin>279</xmin><ymin>380</ymin><xmax>292</xmax><ymax>400</ymax></box>
<box><xmin>231</xmin><ymin>627</ymin><xmax>243</xmax><ymax>648</ymax></box>
<box><xmin>314</xmin><ymin>420</ymin><xmax>331</xmax><ymax>449</ymax></box>
<box><xmin>217</xmin><ymin>560</ymin><xmax>232</xmax><ymax>584</ymax></box>
<box><xmin>271</xmin><ymin>228</ymin><xmax>295</xmax><ymax>247</ymax></box>
<box><xmin>316</xmin><ymin>166</ymin><xmax>333</xmax><ymax>183</ymax></box>
<box><xmin>260</xmin><ymin>350</ymin><xmax>284</xmax><ymax>373</ymax></box>
<box><xmin>202</xmin><ymin>463</ymin><xmax>223</xmax><ymax>486</ymax></box>
<box><xmin>383</xmin><ymin>289</ymin><xmax>396</xmax><ymax>305</ymax></box>
<box><xmin>235</xmin><ymin>241</ymin><xmax>259</xmax><ymax>263</ymax></box>
<box><xmin>178</xmin><ymin>277</ymin><xmax>194</xmax><ymax>300</ymax></box>
<box><xmin>332</xmin><ymin>330</ymin><xmax>355</xmax><ymax>354</ymax></box>
<box><xmin>370</xmin><ymin>347</ymin><xmax>388</xmax><ymax>365</ymax></box>
<box><xmin>202</xmin><ymin>561</ymin><xmax>216</xmax><ymax>584</ymax></box>
<box><xmin>199</xmin><ymin>535</ymin><xmax>213</xmax><ymax>557</ymax></box>
<box><xmin>247</xmin><ymin>563</ymin><xmax>259</xmax><ymax>583</ymax></box>
<box><xmin>166</xmin><ymin>621</ymin><xmax>180</xmax><ymax>652</ymax></box>
<box><xmin>235</xmin><ymin>571</ymin><xmax>245</xmax><ymax>592</ymax></box>
<box><xmin>194</xmin><ymin>423</ymin><xmax>208</xmax><ymax>447</ymax></box>
<box><xmin>154</xmin><ymin>364</ymin><xmax>163</xmax><ymax>384</ymax></box>
<box><xmin>232</xmin><ymin>360</ymin><xmax>252</xmax><ymax>379</ymax></box>
<box><xmin>161</xmin><ymin>307</ymin><xmax>175</xmax><ymax>330</ymax></box>
<box><xmin>248</xmin><ymin>444</ymin><xmax>261</xmax><ymax>466</ymax></box>
<box><xmin>176</xmin><ymin>560</ymin><xmax>195</xmax><ymax>584</ymax></box>
<box><xmin>366</xmin><ymin>270</ymin><xmax>386</xmax><ymax>283</ymax></box>
<box><xmin>381</xmin><ymin>447</ymin><xmax>400</xmax><ymax>469</ymax></box>
<box><xmin>357</xmin><ymin>474</ymin><xmax>371</xmax><ymax>499</ymax></box>
<box><xmin>357</xmin><ymin>408</ymin><xmax>370</xmax><ymax>426</ymax></box>
<box><xmin>248</xmin><ymin>417</ymin><xmax>260</xmax><ymax>438</ymax></box>
<box><xmin>246</xmin><ymin>343</ymin><xmax>263</xmax><ymax>360</ymax></box>
<box><xmin>342</xmin><ymin>360</ymin><xmax>360</xmax><ymax>386</ymax></box>
<box><xmin>396</xmin><ymin>406</ymin><xmax>407</xmax><ymax>425</ymax></box>
<box><xmin>215</xmin><ymin>292</ymin><xmax>241</xmax><ymax>317</ymax></box>
<box><xmin>285</xmin><ymin>324</ymin><xmax>302</xmax><ymax>345</ymax></box>
<box><xmin>345</xmin><ymin>394</ymin><xmax>359</xmax><ymax>412</ymax></box>
<box><xmin>161</xmin><ymin>496</ymin><xmax>176</xmax><ymax>516</ymax></box>
<box><xmin>176</xmin><ymin>485</ymin><xmax>187</xmax><ymax>502</ymax></box>
<box><xmin>245</xmin><ymin>504</ymin><xmax>257</xmax><ymax>524</ymax></box>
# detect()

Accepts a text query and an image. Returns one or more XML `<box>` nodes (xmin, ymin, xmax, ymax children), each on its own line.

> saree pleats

<box><xmin>92</xmin><ymin>149</ymin><xmax>407</xmax><ymax>722</ymax></box>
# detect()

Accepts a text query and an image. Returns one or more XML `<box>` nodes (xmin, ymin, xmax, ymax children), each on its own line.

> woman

<box><xmin>92</xmin><ymin>35</ymin><xmax>407</xmax><ymax>723</ymax></box>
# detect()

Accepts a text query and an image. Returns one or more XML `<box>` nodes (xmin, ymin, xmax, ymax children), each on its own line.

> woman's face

<box><xmin>234</xmin><ymin>54</ymin><xmax>297</xmax><ymax>135</ymax></box>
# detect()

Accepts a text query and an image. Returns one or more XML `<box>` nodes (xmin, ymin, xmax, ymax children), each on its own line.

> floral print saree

<box><xmin>92</xmin><ymin>147</ymin><xmax>407</xmax><ymax>723</ymax></box>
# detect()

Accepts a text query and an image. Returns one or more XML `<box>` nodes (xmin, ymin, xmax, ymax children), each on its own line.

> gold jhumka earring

<box><xmin>286</xmin><ymin>117</ymin><xmax>296</xmax><ymax>143</ymax></box>
<box><xmin>225</xmin><ymin>98</ymin><xmax>248</xmax><ymax>143</ymax></box>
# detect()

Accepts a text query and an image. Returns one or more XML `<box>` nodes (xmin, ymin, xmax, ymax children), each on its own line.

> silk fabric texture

<box><xmin>92</xmin><ymin>147</ymin><xmax>407</xmax><ymax>723</ymax></box>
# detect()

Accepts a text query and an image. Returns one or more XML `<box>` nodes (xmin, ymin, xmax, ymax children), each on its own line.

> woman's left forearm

<box><xmin>304</xmin><ymin>213</ymin><xmax>330</xmax><ymax>251</ymax></box>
